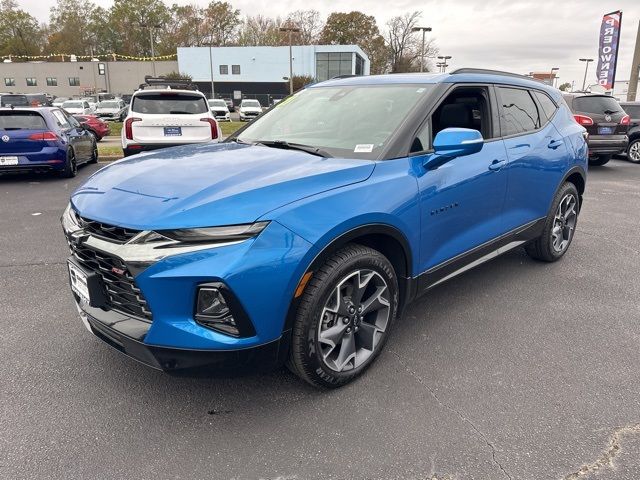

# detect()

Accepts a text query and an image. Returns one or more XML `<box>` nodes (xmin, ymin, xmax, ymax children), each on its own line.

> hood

<box><xmin>96</xmin><ymin>107</ymin><xmax>119</xmax><ymax>113</ymax></box>
<box><xmin>71</xmin><ymin>142</ymin><xmax>375</xmax><ymax>230</ymax></box>
<box><xmin>240</xmin><ymin>106</ymin><xmax>262</xmax><ymax>112</ymax></box>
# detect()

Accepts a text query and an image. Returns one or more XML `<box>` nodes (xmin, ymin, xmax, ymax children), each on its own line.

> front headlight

<box><xmin>156</xmin><ymin>221</ymin><xmax>270</xmax><ymax>244</ymax></box>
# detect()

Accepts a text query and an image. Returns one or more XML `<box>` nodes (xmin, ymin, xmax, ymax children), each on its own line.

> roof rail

<box><xmin>450</xmin><ymin>68</ymin><xmax>543</xmax><ymax>82</ymax></box>
<box><xmin>138</xmin><ymin>76</ymin><xmax>198</xmax><ymax>91</ymax></box>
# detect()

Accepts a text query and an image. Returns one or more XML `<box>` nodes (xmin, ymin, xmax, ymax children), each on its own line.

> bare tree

<box><xmin>237</xmin><ymin>15</ymin><xmax>285</xmax><ymax>46</ymax></box>
<box><xmin>386</xmin><ymin>11</ymin><xmax>437</xmax><ymax>73</ymax></box>
<box><xmin>285</xmin><ymin>10</ymin><xmax>323</xmax><ymax>45</ymax></box>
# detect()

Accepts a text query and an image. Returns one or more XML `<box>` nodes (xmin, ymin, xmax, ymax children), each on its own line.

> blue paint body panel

<box><xmin>66</xmin><ymin>71</ymin><xmax>588</xmax><ymax>355</ymax></box>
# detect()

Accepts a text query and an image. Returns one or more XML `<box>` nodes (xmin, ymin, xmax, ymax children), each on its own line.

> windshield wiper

<box><xmin>604</xmin><ymin>109</ymin><xmax>621</xmax><ymax>115</ymax></box>
<box><xmin>255</xmin><ymin>140</ymin><xmax>333</xmax><ymax>158</ymax></box>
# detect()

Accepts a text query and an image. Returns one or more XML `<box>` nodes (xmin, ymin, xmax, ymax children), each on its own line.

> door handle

<box><xmin>488</xmin><ymin>159</ymin><xmax>507</xmax><ymax>171</ymax></box>
<box><xmin>548</xmin><ymin>139</ymin><xmax>564</xmax><ymax>149</ymax></box>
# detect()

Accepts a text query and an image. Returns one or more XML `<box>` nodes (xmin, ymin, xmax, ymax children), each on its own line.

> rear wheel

<box><xmin>61</xmin><ymin>148</ymin><xmax>77</xmax><ymax>178</ymax></box>
<box><xmin>588</xmin><ymin>154</ymin><xmax>611</xmax><ymax>166</ymax></box>
<box><xmin>627</xmin><ymin>138</ymin><xmax>640</xmax><ymax>164</ymax></box>
<box><xmin>525</xmin><ymin>182</ymin><xmax>579</xmax><ymax>262</ymax></box>
<box><xmin>287</xmin><ymin>244</ymin><xmax>399</xmax><ymax>388</ymax></box>
<box><xmin>88</xmin><ymin>140</ymin><xmax>98</xmax><ymax>164</ymax></box>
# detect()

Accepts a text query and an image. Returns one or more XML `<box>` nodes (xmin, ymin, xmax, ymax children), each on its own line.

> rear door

<box><xmin>498</xmin><ymin>86</ymin><xmax>571</xmax><ymax>230</ymax></box>
<box><xmin>130</xmin><ymin>92</ymin><xmax>214</xmax><ymax>144</ymax></box>
<box><xmin>52</xmin><ymin>109</ymin><xmax>88</xmax><ymax>159</ymax></box>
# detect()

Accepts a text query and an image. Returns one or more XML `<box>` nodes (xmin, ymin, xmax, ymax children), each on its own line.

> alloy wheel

<box><xmin>551</xmin><ymin>194</ymin><xmax>577</xmax><ymax>253</ymax></box>
<box><xmin>317</xmin><ymin>269</ymin><xmax>391</xmax><ymax>372</ymax></box>
<box><xmin>629</xmin><ymin>140</ymin><xmax>640</xmax><ymax>163</ymax></box>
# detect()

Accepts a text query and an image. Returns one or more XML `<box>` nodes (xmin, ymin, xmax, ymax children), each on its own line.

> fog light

<box><xmin>195</xmin><ymin>287</ymin><xmax>239</xmax><ymax>336</ymax></box>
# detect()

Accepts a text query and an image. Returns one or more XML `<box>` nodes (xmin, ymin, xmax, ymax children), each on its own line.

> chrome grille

<box><xmin>68</xmin><ymin>241</ymin><xmax>153</xmax><ymax>321</ymax></box>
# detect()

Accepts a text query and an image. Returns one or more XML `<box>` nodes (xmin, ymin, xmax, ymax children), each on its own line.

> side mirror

<box><xmin>424</xmin><ymin>128</ymin><xmax>484</xmax><ymax>169</ymax></box>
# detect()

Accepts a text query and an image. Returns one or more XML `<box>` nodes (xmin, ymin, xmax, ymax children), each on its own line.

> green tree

<box><xmin>109</xmin><ymin>0</ymin><xmax>171</xmax><ymax>57</ymax></box>
<box><xmin>558</xmin><ymin>82</ymin><xmax>572</xmax><ymax>92</ymax></box>
<box><xmin>202</xmin><ymin>1</ymin><xmax>240</xmax><ymax>46</ymax></box>
<box><xmin>291</xmin><ymin>74</ymin><xmax>314</xmax><ymax>92</ymax></box>
<box><xmin>47</xmin><ymin>0</ymin><xmax>97</xmax><ymax>56</ymax></box>
<box><xmin>0</xmin><ymin>0</ymin><xmax>44</xmax><ymax>57</ymax></box>
<box><xmin>320</xmin><ymin>11</ymin><xmax>388</xmax><ymax>75</ymax></box>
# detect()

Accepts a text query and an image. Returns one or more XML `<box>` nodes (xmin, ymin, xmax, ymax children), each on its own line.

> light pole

<box><xmin>438</xmin><ymin>55</ymin><xmax>452</xmax><ymax>72</ymax></box>
<box><xmin>143</xmin><ymin>24</ymin><xmax>162</xmax><ymax>77</ymax></box>
<box><xmin>208</xmin><ymin>46</ymin><xmax>215</xmax><ymax>98</ymax></box>
<box><xmin>579</xmin><ymin>58</ymin><xmax>593</xmax><ymax>91</ymax></box>
<box><xmin>411</xmin><ymin>26</ymin><xmax>432</xmax><ymax>72</ymax></box>
<box><xmin>550</xmin><ymin>67</ymin><xmax>559</xmax><ymax>87</ymax></box>
<box><xmin>436</xmin><ymin>62</ymin><xmax>445</xmax><ymax>73</ymax></box>
<box><xmin>279</xmin><ymin>26</ymin><xmax>300</xmax><ymax>95</ymax></box>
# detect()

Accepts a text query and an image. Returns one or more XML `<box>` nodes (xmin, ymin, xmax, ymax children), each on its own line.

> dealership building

<box><xmin>0</xmin><ymin>45</ymin><xmax>370</xmax><ymax>104</ymax></box>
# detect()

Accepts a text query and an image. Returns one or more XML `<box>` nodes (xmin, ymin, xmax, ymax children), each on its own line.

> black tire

<box><xmin>88</xmin><ymin>140</ymin><xmax>98</xmax><ymax>164</ymax></box>
<box><xmin>589</xmin><ymin>154</ymin><xmax>611</xmax><ymax>166</ymax></box>
<box><xmin>627</xmin><ymin>138</ymin><xmax>640</xmax><ymax>164</ymax></box>
<box><xmin>525</xmin><ymin>182</ymin><xmax>580</xmax><ymax>262</ymax></box>
<box><xmin>61</xmin><ymin>148</ymin><xmax>77</xmax><ymax>178</ymax></box>
<box><xmin>287</xmin><ymin>244</ymin><xmax>399</xmax><ymax>388</ymax></box>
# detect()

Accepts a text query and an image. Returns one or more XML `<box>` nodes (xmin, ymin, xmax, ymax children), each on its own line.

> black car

<box><xmin>619</xmin><ymin>101</ymin><xmax>640</xmax><ymax>164</ymax></box>
<box><xmin>563</xmin><ymin>93</ymin><xmax>629</xmax><ymax>166</ymax></box>
<box><xmin>0</xmin><ymin>94</ymin><xmax>30</xmax><ymax>107</ymax></box>
<box><xmin>25</xmin><ymin>93</ymin><xmax>52</xmax><ymax>107</ymax></box>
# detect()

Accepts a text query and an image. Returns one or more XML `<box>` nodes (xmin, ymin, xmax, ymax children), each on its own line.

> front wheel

<box><xmin>525</xmin><ymin>182</ymin><xmax>579</xmax><ymax>262</ymax></box>
<box><xmin>88</xmin><ymin>140</ymin><xmax>98</xmax><ymax>164</ymax></box>
<box><xmin>627</xmin><ymin>138</ymin><xmax>640</xmax><ymax>164</ymax></box>
<box><xmin>589</xmin><ymin>154</ymin><xmax>611</xmax><ymax>166</ymax></box>
<box><xmin>287</xmin><ymin>244</ymin><xmax>399</xmax><ymax>388</ymax></box>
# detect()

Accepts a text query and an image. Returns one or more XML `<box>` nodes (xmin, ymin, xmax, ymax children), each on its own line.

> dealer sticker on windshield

<box><xmin>354</xmin><ymin>144</ymin><xmax>374</xmax><ymax>153</ymax></box>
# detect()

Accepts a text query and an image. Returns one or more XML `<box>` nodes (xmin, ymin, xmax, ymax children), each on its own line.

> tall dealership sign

<box><xmin>596</xmin><ymin>10</ymin><xmax>622</xmax><ymax>91</ymax></box>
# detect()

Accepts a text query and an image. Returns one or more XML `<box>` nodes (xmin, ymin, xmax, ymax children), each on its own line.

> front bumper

<box><xmin>588</xmin><ymin>135</ymin><xmax>628</xmax><ymax>155</ymax></box>
<box><xmin>79</xmin><ymin>304</ymin><xmax>290</xmax><ymax>374</ymax></box>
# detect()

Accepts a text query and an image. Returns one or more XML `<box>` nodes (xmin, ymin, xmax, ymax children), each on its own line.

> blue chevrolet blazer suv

<box><xmin>62</xmin><ymin>69</ymin><xmax>588</xmax><ymax>388</ymax></box>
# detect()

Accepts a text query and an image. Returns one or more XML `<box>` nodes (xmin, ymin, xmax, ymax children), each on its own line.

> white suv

<box><xmin>122</xmin><ymin>88</ymin><xmax>220</xmax><ymax>157</ymax></box>
<box><xmin>238</xmin><ymin>99</ymin><xmax>263</xmax><ymax>121</ymax></box>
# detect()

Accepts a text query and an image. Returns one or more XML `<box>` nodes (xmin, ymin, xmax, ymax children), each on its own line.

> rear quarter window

<box><xmin>532</xmin><ymin>91</ymin><xmax>558</xmax><ymax>121</ymax></box>
<box><xmin>0</xmin><ymin>111</ymin><xmax>47</xmax><ymax>130</ymax></box>
<box><xmin>132</xmin><ymin>93</ymin><xmax>208</xmax><ymax>114</ymax></box>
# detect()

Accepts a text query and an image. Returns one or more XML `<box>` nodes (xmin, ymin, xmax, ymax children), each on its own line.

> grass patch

<box><xmin>220</xmin><ymin>121</ymin><xmax>243</xmax><ymax>137</ymax></box>
<box><xmin>106</xmin><ymin>121</ymin><xmax>122</xmax><ymax>137</ymax></box>
<box><xmin>97</xmin><ymin>144</ymin><xmax>122</xmax><ymax>158</ymax></box>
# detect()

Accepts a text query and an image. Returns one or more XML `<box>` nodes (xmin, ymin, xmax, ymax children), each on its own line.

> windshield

<box><xmin>574</xmin><ymin>96</ymin><xmax>621</xmax><ymax>114</ymax></box>
<box><xmin>0</xmin><ymin>111</ymin><xmax>47</xmax><ymax>130</ymax></box>
<box><xmin>209</xmin><ymin>100</ymin><xmax>227</xmax><ymax>107</ymax></box>
<box><xmin>131</xmin><ymin>93</ymin><xmax>208</xmax><ymax>114</ymax></box>
<box><xmin>236</xmin><ymin>84</ymin><xmax>433</xmax><ymax>159</ymax></box>
<box><xmin>98</xmin><ymin>101</ymin><xmax>119</xmax><ymax>108</ymax></box>
<box><xmin>63</xmin><ymin>101</ymin><xmax>83</xmax><ymax>108</ymax></box>
<box><xmin>242</xmin><ymin>100</ymin><xmax>261</xmax><ymax>108</ymax></box>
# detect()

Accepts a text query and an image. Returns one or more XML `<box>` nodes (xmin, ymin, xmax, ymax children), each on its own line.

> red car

<box><xmin>73</xmin><ymin>115</ymin><xmax>110</xmax><ymax>141</ymax></box>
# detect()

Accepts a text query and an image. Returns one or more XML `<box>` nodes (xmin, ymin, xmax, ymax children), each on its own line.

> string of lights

<box><xmin>1</xmin><ymin>53</ymin><xmax>177</xmax><ymax>61</ymax></box>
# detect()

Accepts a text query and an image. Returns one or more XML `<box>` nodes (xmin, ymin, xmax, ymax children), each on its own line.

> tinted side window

<box><xmin>533</xmin><ymin>91</ymin><xmax>558</xmax><ymax>122</ymax></box>
<box><xmin>498</xmin><ymin>87</ymin><xmax>541</xmax><ymax>136</ymax></box>
<box><xmin>622</xmin><ymin>105</ymin><xmax>640</xmax><ymax>118</ymax></box>
<box><xmin>52</xmin><ymin>110</ymin><xmax>70</xmax><ymax>128</ymax></box>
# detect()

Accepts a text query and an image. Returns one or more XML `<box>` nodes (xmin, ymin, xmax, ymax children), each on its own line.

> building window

<box><xmin>232</xmin><ymin>64</ymin><xmax>240</xmax><ymax>75</ymax></box>
<box><xmin>69</xmin><ymin>77</ymin><xmax>80</xmax><ymax>86</ymax></box>
<box><xmin>26</xmin><ymin>77</ymin><xmax>37</xmax><ymax>87</ymax></box>
<box><xmin>355</xmin><ymin>54</ymin><xmax>365</xmax><ymax>76</ymax></box>
<box><xmin>4</xmin><ymin>78</ymin><xmax>15</xmax><ymax>87</ymax></box>
<box><xmin>46</xmin><ymin>77</ymin><xmax>58</xmax><ymax>87</ymax></box>
<box><xmin>219</xmin><ymin>65</ymin><xmax>228</xmax><ymax>75</ymax></box>
<box><xmin>315</xmin><ymin>52</ymin><xmax>353</xmax><ymax>82</ymax></box>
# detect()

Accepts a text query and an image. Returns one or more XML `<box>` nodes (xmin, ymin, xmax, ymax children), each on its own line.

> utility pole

<box><xmin>579</xmin><ymin>58</ymin><xmax>593</xmax><ymax>91</ymax></box>
<box><xmin>279</xmin><ymin>26</ymin><xmax>300</xmax><ymax>95</ymax></box>
<box><xmin>411</xmin><ymin>26</ymin><xmax>432</xmax><ymax>72</ymax></box>
<box><xmin>143</xmin><ymin>24</ymin><xmax>162</xmax><ymax>77</ymax></box>
<box><xmin>628</xmin><ymin>20</ymin><xmax>640</xmax><ymax>101</ymax></box>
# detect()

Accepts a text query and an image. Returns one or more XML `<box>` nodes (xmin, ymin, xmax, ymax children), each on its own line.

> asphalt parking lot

<box><xmin>1</xmin><ymin>159</ymin><xmax>639</xmax><ymax>480</ymax></box>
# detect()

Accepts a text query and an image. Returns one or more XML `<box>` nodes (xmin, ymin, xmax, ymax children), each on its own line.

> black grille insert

<box><xmin>74</xmin><ymin>211</ymin><xmax>140</xmax><ymax>244</ymax></box>
<box><xmin>68</xmin><ymin>241</ymin><xmax>152</xmax><ymax>321</ymax></box>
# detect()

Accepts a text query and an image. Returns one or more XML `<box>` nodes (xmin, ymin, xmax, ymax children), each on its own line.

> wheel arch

<box><xmin>282</xmin><ymin>223</ymin><xmax>415</xmax><ymax>334</ymax></box>
<box><xmin>562</xmin><ymin>166</ymin><xmax>586</xmax><ymax>206</ymax></box>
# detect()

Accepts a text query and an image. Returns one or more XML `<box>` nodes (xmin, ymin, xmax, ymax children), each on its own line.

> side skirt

<box><xmin>414</xmin><ymin>218</ymin><xmax>545</xmax><ymax>297</ymax></box>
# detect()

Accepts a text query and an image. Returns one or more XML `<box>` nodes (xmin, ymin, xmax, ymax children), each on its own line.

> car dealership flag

<box><xmin>596</xmin><ymin>10</ymin><xmax>622</xmax><ymax>91</ymax></box>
